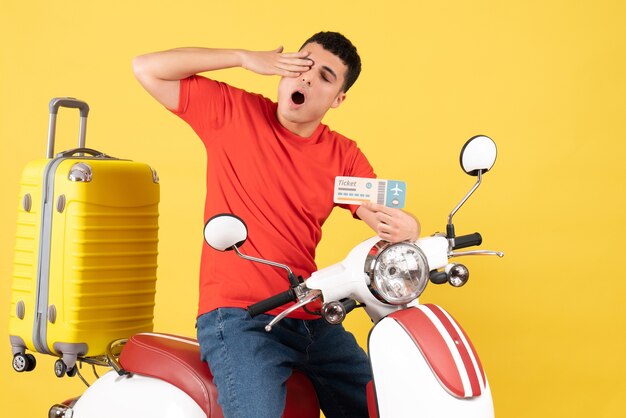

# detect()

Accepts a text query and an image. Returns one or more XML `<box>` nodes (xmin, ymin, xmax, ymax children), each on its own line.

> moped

<box><xmin>49</xmin><ymin>134</ymin><xmax>502</xmax><ymax>418</ymax></box>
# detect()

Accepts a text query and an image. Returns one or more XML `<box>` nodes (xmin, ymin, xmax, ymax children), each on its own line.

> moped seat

<box><xmin>119</xmin><ymin>332</ymin><xmax>319</xmax><ymax>417</ymax></box>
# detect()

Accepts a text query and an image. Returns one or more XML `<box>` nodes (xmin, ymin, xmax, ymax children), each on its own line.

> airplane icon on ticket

<box><xmin>391</xmin><ymin>183</ymin><xmax>403</xmax><ymax>196</ymax></box>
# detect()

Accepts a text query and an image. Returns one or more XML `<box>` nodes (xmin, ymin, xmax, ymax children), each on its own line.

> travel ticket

<box><xmin>333</xmin><ymin>176</ymin><xmax>406</xmax><ymax>209</ymax></box>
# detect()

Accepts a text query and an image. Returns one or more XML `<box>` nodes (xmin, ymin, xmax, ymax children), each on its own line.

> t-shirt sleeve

<box><xmin>170</xmin><ymin>75</ymin><xmax>231</xmax><ymax>142</ymax></box>
<box><xmin>339</xmin><ymin>145</ymin><xmax>377</xmax><ymax>218</ymax></box>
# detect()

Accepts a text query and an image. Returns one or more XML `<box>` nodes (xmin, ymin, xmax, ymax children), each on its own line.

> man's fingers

<box><xmin>376</xmin><ymin>210</ymin><xmax>394</xmax><ymax>223</ymax></box>
<box><xmin>278</xmin><ymin>59</ymin><xmax>313</xmax><ymax>72</ymax></box>
<box><xmin>280</xmin><ymin>50</ymin><xmax>311</xmax><ymax>58</ymax></box>
<box><xmin>276</xmin><ymin>69</ymin><xmax>304</xmax><ymax>78</ymax></box>
<box><xmin>363</xmin><ymin>201</ymin><xmax>394</xmax><ymax>215</ymax></box>
<box><xmin>377</xmin><ymin>223</ymin><xmax>398</xmax><ymax>242</ymax></box>
<box><xmin>276</xmin><ymin>61</ymin><xmax>312</xmax><ymax>72</ymax></box>
<box><xmin>378</xmin><ymin>222</ymin><xmax>391</xmax><ymax>233</ymax></box>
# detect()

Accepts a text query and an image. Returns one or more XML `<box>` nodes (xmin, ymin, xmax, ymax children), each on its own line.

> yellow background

<box><xmin>1</xmin><ymin>0</ymin><xmax>625</xmax><ymax>416</ymax></box>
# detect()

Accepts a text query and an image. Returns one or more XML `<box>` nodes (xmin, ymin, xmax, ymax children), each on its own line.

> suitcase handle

<box><xmin>56</xmin><ymin>147</ymin><xmax>114</xmax><ymax>159</ymax></box>
<box><xmin>49</xmin><ymin>97</ymin><xmax>90</xmax><ymax>117</ymax></box>
<box><xmin>47</xmin><ymin>97</ymin><xmax>90</xmax><ymax>159</ymax></box>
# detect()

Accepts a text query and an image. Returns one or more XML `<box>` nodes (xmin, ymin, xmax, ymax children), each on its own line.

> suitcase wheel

<box><xmin>54</xmin><ymin>359</ymin><xmax>67</xmax><ymax>378</ymax></box>
<box><xmin>67</xmin><ymin>365</ymin><xmax>78</xmax><ymax>377</ymax></box>
<box><xmin>54</xmin><ymin>358</ymin><xmax>78</xmax><ymax>378</ymax></box>
<box><xmin>12</xmin><ymin>353</ymin><xmax>36</xmax><ymax>372</ymax></box>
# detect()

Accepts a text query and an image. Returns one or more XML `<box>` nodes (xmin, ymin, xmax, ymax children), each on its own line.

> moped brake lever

<box><xmin>264</xmin><ymin>290</ymin><xmax>322</xmax><ymax>332</ymax></box>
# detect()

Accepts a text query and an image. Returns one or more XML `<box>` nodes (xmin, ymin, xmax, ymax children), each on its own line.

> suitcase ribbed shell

<box><xmin>9</xmin><ymin>156</ymin><xmax>159</xmax><ymax>365</ymax></box>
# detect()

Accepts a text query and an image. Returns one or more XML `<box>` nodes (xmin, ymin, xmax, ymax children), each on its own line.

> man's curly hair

<box><xmin>300</xmin><ymin>31</ymin><xmax>362</xmax><ymax>93</ymax></box>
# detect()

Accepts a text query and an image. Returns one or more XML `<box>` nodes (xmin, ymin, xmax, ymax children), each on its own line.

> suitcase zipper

<box><xmin>33</xmin><ymin>154</ymin><xmax>118</xmax><ymax>355</ymax></box>
<box><xmin>32</xmin><ymin>156</ymin><xmax>67</xmax><ymax>355</ymax></box>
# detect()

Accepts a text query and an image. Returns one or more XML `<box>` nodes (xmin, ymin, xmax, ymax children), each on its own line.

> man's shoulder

<box><xmin>189</xmin><ymin>75</ymin><xmax>273</xmax><ymax>105</ymax></box>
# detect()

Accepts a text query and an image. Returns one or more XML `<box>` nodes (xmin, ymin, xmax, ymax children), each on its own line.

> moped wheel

<box><xmin>54</xmin><ymin>359</ymin><xmax>67</xmax><ymax>378</ymax></box>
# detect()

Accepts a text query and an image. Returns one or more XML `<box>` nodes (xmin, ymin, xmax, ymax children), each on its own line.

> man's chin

<box><xmin>278</xmin><ymin>104</ymin><xmax>305</xmax><ymax>120</ymax></box>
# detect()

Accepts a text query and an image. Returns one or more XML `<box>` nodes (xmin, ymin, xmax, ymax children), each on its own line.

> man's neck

<box><xmin>276</xmin><ymin>113</ymin><xmax>321</xmax><ymax>138</ymax></box>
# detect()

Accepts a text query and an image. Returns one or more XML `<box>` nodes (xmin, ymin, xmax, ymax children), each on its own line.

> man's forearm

<box><xmin>132</xmin><ymin>46</ymin><xmax>311</xmax><ymax>111</ymax></box>
<box><xmin>132</xmin><ymin>48</ymin><xmax>245</xmax><ymax>82</ymax></box>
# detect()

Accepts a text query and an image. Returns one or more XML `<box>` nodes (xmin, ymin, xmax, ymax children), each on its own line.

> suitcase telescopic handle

<box><xmin>47</xmin><ymin>97</ymin><xmax>90</xmax><ymax>159</ymax></box>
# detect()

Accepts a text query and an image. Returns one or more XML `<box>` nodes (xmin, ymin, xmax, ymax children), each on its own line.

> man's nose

<box><xmin>301</xmin><ymin>73</ymin><xmax>312</xmax><ymax>86</ymax></box>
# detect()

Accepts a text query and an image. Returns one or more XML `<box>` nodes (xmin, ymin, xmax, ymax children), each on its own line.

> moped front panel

<box><xmin>367</xmin><ymin>305</ymin><xmax>494</xmax><ymax>418</ymax></box>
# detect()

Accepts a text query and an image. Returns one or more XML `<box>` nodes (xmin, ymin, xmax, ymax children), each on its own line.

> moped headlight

<box><xmin>365</xmin><ymin>241</ymin><xmax>429</xmax><ymax>305</ymax></box>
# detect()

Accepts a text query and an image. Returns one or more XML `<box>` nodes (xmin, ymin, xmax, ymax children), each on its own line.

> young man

<box><xmin>133</xmin><ymin>32</ymin><xmax>419</xmax><ymax>418</ymax></box>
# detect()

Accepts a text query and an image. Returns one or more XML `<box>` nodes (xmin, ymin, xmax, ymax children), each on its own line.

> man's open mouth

<box><xmin>291</xmin><ymin>91</ymin><xmax>305</xmax><ymax>105</ymax></box>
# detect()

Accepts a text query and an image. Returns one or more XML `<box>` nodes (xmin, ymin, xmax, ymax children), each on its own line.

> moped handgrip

<box><xmin>342</xmin><ymin>298</ymin><xmax>358</xmax><ymax>314</ymax></box>
<box><xmin>452</xmin><ymin>232</ymin><xmax>482</xmax><ymax>250</ymax></box>
<box><xmin>248</xmin><ymin>288</ymin><xmax>297</xmax><ymax>317</ymax></box>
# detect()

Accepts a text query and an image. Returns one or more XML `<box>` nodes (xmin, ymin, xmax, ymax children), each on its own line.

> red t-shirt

<box><xmin>173</xmin><ymin>75</ymin><xmax>375</xmax><ymax>319</ymax></box>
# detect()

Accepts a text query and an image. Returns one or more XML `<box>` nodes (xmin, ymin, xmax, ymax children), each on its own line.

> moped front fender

<box><xmin>367</xmin><ymin>304</ymin><xmax>494</xmax><ymax>418</ymax></box>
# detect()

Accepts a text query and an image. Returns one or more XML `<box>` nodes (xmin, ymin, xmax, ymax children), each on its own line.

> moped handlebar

<box><xmin>452</xmin><ymin>233</ymin><xmax>482</xmax><ymax>250</ymax></box>
<box><xmin>248</xmin><ymin>288</ymin><xmax>297</xmax><ymax>317</ymax></box>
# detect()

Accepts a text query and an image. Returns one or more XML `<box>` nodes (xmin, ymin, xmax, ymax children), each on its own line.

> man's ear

<box><xmin>331</xmin><ymin>92</ymin><xmax>347</xmax><ymax>109</ymax></box>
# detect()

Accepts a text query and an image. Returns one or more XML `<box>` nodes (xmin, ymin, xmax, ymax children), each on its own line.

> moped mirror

<box><xmin>459</xmin><ymin>135</ymin><xmax>497</xmax><ymax>176</ymax></box>
<box><xmin>203</xmin><ymin>213</ymin><xmax>300</xmax><ymax>287</ymax></box>
<box><xmin>203</xmin><ymin>214</ymin><xmax>248</xmax><ymax>251</ymax></box>
<box><xmin>447</xmin><ymin>135</ymin><xmax>497</xmax><ymax>241</ymax></box>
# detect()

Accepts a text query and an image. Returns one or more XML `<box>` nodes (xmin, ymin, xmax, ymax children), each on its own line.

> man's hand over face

<box><xmin>240</xmin><ymin>47</ymin><xmax>313</xmax><ymax>77</ymax></box>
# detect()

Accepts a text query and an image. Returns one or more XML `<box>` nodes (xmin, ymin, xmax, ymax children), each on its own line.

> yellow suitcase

<box><xmin>9</xmin><ymin>98</ymin><xmax>159</xmax><ymax>377</ymax></box>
